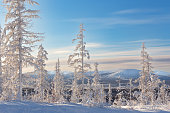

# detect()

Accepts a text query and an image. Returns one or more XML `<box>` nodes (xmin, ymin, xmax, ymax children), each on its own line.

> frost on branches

<box><xmin>138</xmin><ymin>43</ymin><xmax>161</xmax><ymax>105</ymax></box>
<box><xmin>68</xmin><ymin>24</ymin><xmax>91</xmax><ymax>103</ymax></box>
<box><xmin>92</xmin><ymin>63</ymin><xmax>103</xmax><ymax>105</ymax></box>
<box><xmin>52</xmin><ymin>58</ymin><xmax>66</xmax><ymax>103</ymax></box>
<box><xmin>33</xmin><ymin>45</ymin><xmax>48</xmax><ymax>102</ymax></box>
<box><xmin>89</xmin><ymin>63</ymin><xmax>106</xmax><ymax>106</ymax></box>
<box><xmin>0</xmin><ymin>26</ymin><xmax>2</xmax><ymax>95</ymax></box>
<box><xmin>70</xmin><ymin>70</ymin><xmax>80</xmax><ymax>103</ymax></box>
<box><xmin>1</xmin><ymin>0</ymin><xmax>41</xmax><ymax>101</ymax></box>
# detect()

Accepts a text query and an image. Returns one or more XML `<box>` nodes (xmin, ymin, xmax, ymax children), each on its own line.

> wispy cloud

<box><xmin>48</xmin><ymin>46</ymin><xmax>73</xmax><ymax>55</ymax></box>
<box><xmin>68</xmin><ymin>17</ymin><xmax>153</xmax><ymax>25</ymax></box>
<box><xmin>46</xmin><ymin>42</ymin><xmax>106</xmax><ymax>60</ymax></box>
<box><xmin>44</xmin><ymin>39</ymin><xmax>170</xmax><ymax>72</ymax></box>
<box><xmin>86</xmin><ymin>43</ymin><xmax>104</xmax><ymax>48</ymax></box>
<box><xmin>113</xmin><ymin>9</ymin><xmax>140</xmax><ymax>14</ymax></box>
<box><xmin>66</xmin><ymin>15</ymin><xmax>170</xmax><ymax>27</ymax></box>
<box><xmin>91</xmin><ymin>50</ymin><xmax>140</xmax><ymax>57</ymax></box>
<box><xmin>46</xmin><ymin>39</ymin><xmax>170</xmax><ymax>59</ymax></box>
<box><xmin>65</xmin><ymin>8</ymin><xmax>170</xmax><ymax>28</ymax></box>
<box><xmin>112</xmin><ymin>9</ymin><xmax>158</xmax><ymax>15</ymax></box>
<box><xmin>125</xmin><ymin>39</ymin><xmax>164</xmax><ymax>43</ymax></box>
<box><xmin>90</xmin><ymin>55</ymin><xmax>170</xmax><ymax>72</ymax></box>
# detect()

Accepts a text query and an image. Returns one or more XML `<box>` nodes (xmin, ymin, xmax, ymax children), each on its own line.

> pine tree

<box><xmin>116</xmin><ymin>76</ymin><xmax>121</xmax><ymax>92</ymax></box>
<box><xmin>100</xmin><ymin>84</ymin><xmax>106</xmax><ymax>104</ymax></box>
<box><xmin>114</xmin><ymin>91</ymin><xmax>127</xmax><ymax>106</ymax></box>
<box><xmin>53</xmin><ymin>58</ymin><xmax>65</xmax><ymax>103</ymax></box>
<box><xmin>0</xmin><ymin>25</ymin><xmax>18</xmax><ymax>100</ymax></box>
<box><xmin>92</xmin><ymin>63</ymin><xmax>103</xmax><ymax>105</ymax></box>
<box><xmin>108</xmin><ymin>84</ymin><xmax>112</xmax><ymax>104</ymax></box>
<box><xmin>92</xmin><ymin>63</ymin><xmax>100</xmax><ymax>86</ymax></box>
<box><xmin>127</xmin><ymin>78</ymin><xmax>133</xmax><ymax>106</ymax></box>
<box><xmin>82</xmin><ymin>79</ymin><xmax>93</xmax><ymax>106</ymax></box>
<box><xmin>158</xmin><ymin>80</ymin><xmax>168</xmax><ymax>105</ymax></box>
<box><xmin>0</xmin><ymin>26</ymin><xmax>2</xmax><ymax>75</ymax></box>
<box><xmin>34</xmin><ymin>44</ymin><xmax>48</xmax><ymax>102</ymax></box>
<box><xmin>68</xmin><ymin>24</ymin><xmax>91</xmax><ymax>103</ymax></box>
<box><xmin>138</xmin><ymin>42</ymin><xmax>161</xmax><ymax>105</ymax></box>
<box><xmin>148</xmin><ymin>74</ymin><xmax>161</xmax><ymax>105</ymax></box>
<box><xmin>0</xmin><ymin>26</ymin><xmax>2</xmax><ymax>95</ymax></box>
<box><xmin>139</xmin><ymin>42</ymin><xmax>151</xmax><ymax>105</ymax></box>
<box><xmin>70</xmin><ymin>69</ymin><xmax>80</xmax><ymax>103</ymax></box>
<box><xmin>2</xmin><ymin>0</ymin><xmax>41</xmax><ymax>100</ymax></box>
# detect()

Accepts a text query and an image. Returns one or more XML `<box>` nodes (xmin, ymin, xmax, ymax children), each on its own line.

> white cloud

<box><xmin>47</xmin><ymin>46</ymin><xmax>73</xmax><ymax>55</ymax></box>
<box><xmin>91</xmin><ymin>50</ymin><xmax>140</xmax><ymax>57</ymax></box>
<box><xmin>113</xmin><ymin>9</ymin><xmax>140</xmax><ymax>14</ymax></box>
<box><xmin>47</xmin><ymin>42</ymin><xmax>105</xmax><ymax>56</ymax></box>
<box><xmin>65</xmin><ymin>10</ymin><xmax>170</xmax><ymax>28</ymax></box>
<box><xmin>112</xmin><ymin>9</ymin><xmax>158</xmax><ymax>15</ymax></box>
<box><xmin>68</xmin><ymin>17</ymin><xmax>153</xmax><ymax>25</ymax></box>
<box><xmin>86</xmin><ymin>43</ymin><xmax>104</xmax><ymax>48</ymax></box>
<box><xmin>43</xmin><ymin>40</ymin><xmax>170</xmax><ymax>72</ymax></box>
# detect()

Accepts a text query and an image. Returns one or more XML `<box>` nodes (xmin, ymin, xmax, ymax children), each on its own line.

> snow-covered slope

<box><xmin>0</xmin><ymin>101</ymin><xmax>169</xmax><ymax>113</ymax></box>
<box><xmin>99</xmin><ymin>69</ymin><xmax>170</xmax><ymax>85</ymax></box>
<box><xmin>155</xmin><ymin>71</ymin><xmax>170</xmax><ymax>76</ymax></box>
<box><xmin>106</xmin><ymin>69</ymin><xmax>141</xmax><ymax>79</ymax></box>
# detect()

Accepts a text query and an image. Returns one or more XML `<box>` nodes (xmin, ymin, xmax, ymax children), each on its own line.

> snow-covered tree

<box><xmin>92</xmin><ymin>63</ymin><xmax>100</xmax><ymax>86</ymax></box>
<box><xmin>101</xmin><ymin>84</ymin><xmax>106</xmax><ymax>104</ymax></box>
<box><xmin>34</xmin><ymin>45</ymin><xmax>48</xmax><ymax>102</ymax></box>
<box><xmin>2</xmin><ymin>0</ymin><xmax>41</xmax><ymax>100</ymax></box>
<box><xmin>0</xmin><ymin>26</ymin><xmax>2</xmax><ymax>75</ymax></box>
<box><xmin>137</xmin><ymin>43</ymin><xmax>161</xmax><ymax>105</ymax></box>
<box><xmin>126</xmin><ymin>78</ymin><xmax>134</xmax><ymax>106</ymax></box>
<box><xmin>91</xmin><ymin>63</ymin><xmax>105</xmax><ymax>106</ymax></box>
<box><xmin>92</xmin><ymin>63</ymin><xmax>100</xmax><ymax>104</ymax></box>
<box><xmin>70</xmin><ymin>69</ymin><xmax>80</xmax><ymax>103</ymax></box>
<box><xmin>116</xmin><ymin>76</ymin><xmax>121</xmax><ymax>91</ymax></box>
<box><xmin>130</xmin><ymin>79</ymin><xmax>134</xmax><ymax>104</ymax></box>
<box><xmin>82</xmin><ymin>79</ymin><xmax>93</xmax><ymax>106</ymax></box>
<box><xmin>108</xmin><ymin>84</ymin><xmax>112</xmax><ymax>104</ymax></box>
<box><xmin>113</xmin><ymin>91</ymin><xmax>127</xmax><ymax>106</ymax></box>
<box><xmin>0</xmin><ymin>26</ymin><xmax>2</xmax><ymax>95</ymax></box>
<box><xmin>157</xmin><ymin>80</ymin><xmax>168</xmax><ymax>105</ymax></box>
<box><xmin>148</xmin><ymin>74</ymin><xmax>161</xmax><ymax>105</ymax></box>
<box><xmin>53</xmin><ymin>58</ymin><xmax>65</xmax><ymax>103</ymax></box>
<box><xmin>68</xmin><ymin>24</ymin><xmax>91</xmax><ymax>103</ymax></box>
<box><xmin>129</xmin><ymin>79</ymin><xmax>132</xmax><ymax>102</ymax></box>
<box><xmin>0</xmin><ymin>25</ymin><xmax>19</xmax><ymax>100</ymax></box>
<box><xmin>138</xmin><ymin>42</ymin><xmax>151</xmax><ymax>105</ymax></box>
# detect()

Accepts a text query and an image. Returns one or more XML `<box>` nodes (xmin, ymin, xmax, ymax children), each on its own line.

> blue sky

<box><xmin>1</xmin><ymin>0</ymin><xmax>170</xmax><ymax>72</ymax></box>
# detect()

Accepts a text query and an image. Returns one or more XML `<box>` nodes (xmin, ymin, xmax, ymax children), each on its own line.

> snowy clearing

<box><xmin>0</xmin><ymin>101</ymin><xmax>169</xmax><ymax>113</ymax></box>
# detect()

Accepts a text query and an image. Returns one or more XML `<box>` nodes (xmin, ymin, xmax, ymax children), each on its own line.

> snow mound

<box><xmin>0</xmin><ymin>101</ymin><xmax>169</xmax><ymax>113</ymax></box>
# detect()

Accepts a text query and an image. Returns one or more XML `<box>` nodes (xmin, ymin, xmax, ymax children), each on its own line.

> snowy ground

<box><xmin>0</xmin><ymin>101</ymin><xmax>169</xmax><ymax>113</ymax></box>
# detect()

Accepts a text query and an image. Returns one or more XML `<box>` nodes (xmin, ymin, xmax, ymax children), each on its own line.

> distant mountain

<box><xmin>47</xmin><ymin>69</ymin><xmax>170</xmax><ymax>80</ymax></box>
<box><xmin>23</xmin><ymin>69</ymin><xmax>170</xmax><ymax>85</ymax></box>
<box><xmin>154</xmin><ymin>71</ymin><xmax>170</xmax><ymax>76</ymax></box>
<box><xmin>105</xmin><ymin>69</ymin><xmax>141</xmax><ymax>79</ymax></box>
<box><xmin>99</xmin><ymin>69</ymin><xmax>170</xmax><ymax>85</ymax></box>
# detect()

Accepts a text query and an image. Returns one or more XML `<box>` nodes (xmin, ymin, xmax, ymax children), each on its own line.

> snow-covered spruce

<box><xmin>68</xmin><ymin>24</ymin><xmax>91</xmax><ymax>104</ymax></box>
<box><xmin>91</xmin><ymin>63</ymin><xmax>106</xmax><ymax>106</ymax></box>
<box><xmin>0</xmin><ymin>26</ymin><xmax>2</xmax><ymax>96</ymax></box>
<box><xmin>137</xmin><ymin>43</ymin><xmax>161</xmax><ymax>105</ymax></box>
<box><xmin>1</xmin><ymin>0</ymin><xmax>41</xmax><ymax>101</ymax></box>
<box><xmin>33</xmin><ymin>45</ymin><xmax>48</xmax><ymax>102</ymax></box>
<box><xmin>52</xmin><ymin>58</ymin><xmax>66</xmax><ymax>103</ymax></box>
